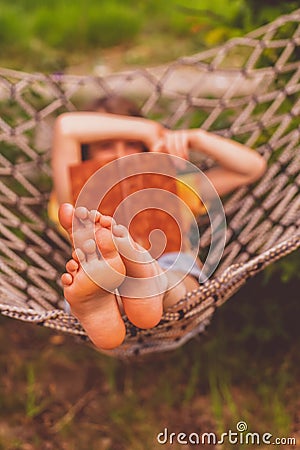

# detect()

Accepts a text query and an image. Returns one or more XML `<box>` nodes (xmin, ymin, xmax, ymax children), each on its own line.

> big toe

<box><xmin>58</xmin><ymin>203</ymin><xmax>74</xmax><ymax>234</ymax></box>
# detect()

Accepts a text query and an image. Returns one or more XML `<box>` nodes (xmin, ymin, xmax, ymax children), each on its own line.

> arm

<box><xmin>152</xmin><ymin>128</ymin><xmax>267</xmax><ymax>197</ymax></box>
<box><xmin>54</xmin><ymin>112</ymin><xmax>163</xmax><ymax>145</ymax></box>
<box><xmin>188</xmin><ymin>129</ymin><xmax>267</xmax><ymax>196</ymax></box>
<box><xmin>51</xmin><ymin>112</ymin><xmax>163</xmax><ymax>205</ymax></box>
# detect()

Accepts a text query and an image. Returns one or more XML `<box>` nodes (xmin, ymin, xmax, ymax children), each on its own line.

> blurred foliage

<box><xmin>0</xmin><ymin>0</ymin><xmax>298</xmax><ymax>71</ymax></box>
<box><xmin>246</xmin><ymin>0</ymin><xmax>299</xmax><ymax>25</ymax></box>
<box><xmin>264</xmin><ymin>251</ymin><xmax>300</xmax><ymax>284</ymax></box>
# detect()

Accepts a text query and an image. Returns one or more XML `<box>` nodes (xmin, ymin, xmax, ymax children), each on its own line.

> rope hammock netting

<box><xmin>0</xmin><ymin>10</ymin><xmax>299</xmax><ymax>358</ymax></box>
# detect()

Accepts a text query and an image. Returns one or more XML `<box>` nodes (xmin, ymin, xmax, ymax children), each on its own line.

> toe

<box><xmin>82</xmin><ymin>239</ymin><xmax>97</xmax><ymax>256</ymax></box>
<box><xmin>66</xmin><ymin>259</ymin><xmax>78</xmax><ymax>274</ymax></box>
<box><xmin>75</xmin><ymin>206</ymin><xmax>89</xmax><ymax>221</ymax></box>
<box><xmin>113</xmin><ymin>225</ymin><xmax>152</xmax><ymax>264</ymax></box>
<box><xmin>58</xmin><ymin>203</ymin><xmax>74</xmax><ymax>233</ymax></box>
<box><xmin>61</xmin><ymin>272</ymin><xmax>73</xmax><ymax>286</ymax></box>
<box><xmin>73</xmin><ymin>207</ymin><xmax>97</xmax><ymax>249</ymax></box>
<box><xmin>82</xmin><ymin>239</ymin><xmax>100</xmax><ymax>265</ymax></box>
<box><xmin>74</xmin><ymin>247</ymin><xmax>86</xmax><ymax>262</ymax></box>
<box><xmin>112</xmin><ymin>224</ymin><xmax>128</xmax><ymax>238</ymax></box>
<box><xmin>89</xmin><ymin>210</ymin><xmax>101</xmax><ymax>223</ymax></box>
<box><xmin>72</xmin><ymin>250</ymin><xmax>79</xmax><ymax>262</ymax></box>
<box><xmin>100</xmin><ymin>215</ymin><xmax>115</xmax><ymax>228</ymax></box>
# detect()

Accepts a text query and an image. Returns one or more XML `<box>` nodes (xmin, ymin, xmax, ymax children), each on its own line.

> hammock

<box><xmin>0</xmin><ymin>10</ymin><xmax>299</xmax><ymax>358</ymax></box>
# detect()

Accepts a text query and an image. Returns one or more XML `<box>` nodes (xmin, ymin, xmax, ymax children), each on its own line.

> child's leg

<box><xmin>162</xmin><ymin>271</ymin><xmax>200</xmax><ymax>310</ymax></box>
<box><xmin>156</xmin><ymin>251</ymin><xmax>202</xmax><ymax>309</ymax></box>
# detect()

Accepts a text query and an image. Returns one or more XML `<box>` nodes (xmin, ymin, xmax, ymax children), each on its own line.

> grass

<box><xmin>0</xmin><ymin>271</ymin><xmax>299</xmax><ymax>449</ymax></box>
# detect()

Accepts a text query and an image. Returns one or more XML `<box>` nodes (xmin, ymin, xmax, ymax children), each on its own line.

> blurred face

<box><xmin>88</xmin><ymin>139</ymin><xmax>145</xmax><ymax>161</ymax></box>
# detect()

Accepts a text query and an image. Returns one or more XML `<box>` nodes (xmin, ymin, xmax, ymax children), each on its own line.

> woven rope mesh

<box><xmin>0</xmin><ymin>10</ymin><xmax>299</xmax><ymax>357</ymax></box>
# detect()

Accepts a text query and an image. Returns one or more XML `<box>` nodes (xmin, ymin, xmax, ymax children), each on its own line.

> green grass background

<box><xmin>0</xmin><ymin>0</ymin><xmax>298</xmax><ymax>71</ymax></box>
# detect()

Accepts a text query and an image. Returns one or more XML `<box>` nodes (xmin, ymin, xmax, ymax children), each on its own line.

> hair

<box><xmin>81</xmin><ymin>95</ymin><xmax>147</xmax><ymax>160</ymax></box>
<box><xmin>85</xmin><ymin>95</ymin><xmax>143</xmax><ymax>117</ymax></box>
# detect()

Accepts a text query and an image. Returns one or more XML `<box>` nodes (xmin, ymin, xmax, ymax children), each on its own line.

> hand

<box><xmin>151</xmin><ymin>130</ymin><xmax>190</xmax><ymax>160</ymax></box>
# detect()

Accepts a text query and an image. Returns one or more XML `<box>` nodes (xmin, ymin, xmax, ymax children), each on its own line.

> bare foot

<box><xmin>59</xmin><ymin>203</ymin><xmax>180</xmax><ymax>335</ymax></box>
<box><xmin>59</xmin><ymin>204</ymin><xmax>126</xmax><ymax>349</ymax></box>
<box><xmin>112</xmin><ymin>224</ymin><xmax>168</xmax><ymax>329</ymax></box>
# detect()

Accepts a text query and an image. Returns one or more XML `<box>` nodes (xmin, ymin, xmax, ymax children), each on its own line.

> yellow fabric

<box><xmin>48</xmin><ymin>192</ymin><xmax>69</xmax><ymax>238</ymax></box>
<box><xmin>176</xmin><ymin>173</ymin><xmax>206</xmax><ymax>216</ymax></box>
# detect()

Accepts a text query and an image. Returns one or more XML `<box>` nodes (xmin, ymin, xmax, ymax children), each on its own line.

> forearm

<box><xmin>55</xmin><ymin>112</ymin><xmax>163</xmax><ymax>147</ymax></box>
<box><xmin>51</xmin><ymin>112</ymin><xmax>164</xmax><ymax>205</ymax></box>
<box><xmin>187</xmin><ymin>129</ymin><xmax>266</xmax><ymax>180</ymax></box>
